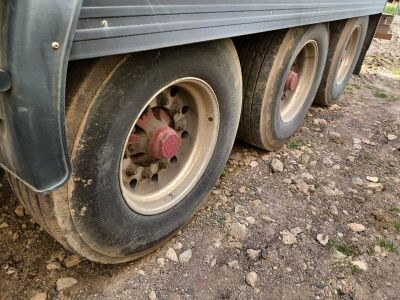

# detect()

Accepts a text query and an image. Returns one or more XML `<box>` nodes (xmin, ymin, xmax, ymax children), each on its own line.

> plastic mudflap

<box><xmin>0</xmin><ymin>0</ymin><xmax>82</xmax><ymax>193</ymax></box>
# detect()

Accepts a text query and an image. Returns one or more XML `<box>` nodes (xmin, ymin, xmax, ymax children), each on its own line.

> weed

<box><xmin>393</xmin><ymin>68</ymin><xmax>400</xmax><ymax>78</ymax></box>
<box><xmin>351</xmin><ymin>264</ymin><xmax>362</xmax><ymax>275</ymax></box>
<box><xmin>378</xmin><ymin>239</ymin><xmax>397</xmax><ymax>252</ymax></box>
<box><xmin>329</xmin><ymin>240</ymin><xmax>361</xmax><ymax>257</ymax></box>
<box><xmin>366</xmin><ymin>85</ymin><xmax>400</xmax><ymax>102</ymax></box>
<box><xmin>384</xmin><ymin>2</ymin><xmax>399</xmax><ymax>15</ymax></box>
<box><xmin>360</xmin><ymin>152</ymin><xmax>371</xmax><ymax>161</ymax></box>
<box><xmin>389</xmin><ymin>206</ymin><xmax>400</xmax><ymax>213</ymax></box>
<box><xmin>220</xmin><ymin>170</ymin><xmax>227</xmax><ymax>179</ymax></box>
<box><xmin>287</xmin><ymin>138</ymin><xmax>307</xmax><ymax>150</ymax></box>
<box><xmin>374</xmin><ymin>89</ymin><xmax>389</xmax><ymax>99</ymax></box>
<box><xmin>345</xmin><ymin>85</ymin><xmax>355</xmax><ymax>94</ymax></box>
<box><xmin>315</xmin><ymin>180</ymin><xmax>329</xmax><ymax>189</ymax></box>
<box><xmin>393</xmin><ymin>222</ymin><xmax>400</xmax><ymax>232</ymax></box>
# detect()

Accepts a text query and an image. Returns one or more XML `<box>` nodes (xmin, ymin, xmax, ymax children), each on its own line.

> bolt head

<box><xmin>51</xmin><ymin>42</ymin><xmax>60</xmax><ymax>50</ymax></box>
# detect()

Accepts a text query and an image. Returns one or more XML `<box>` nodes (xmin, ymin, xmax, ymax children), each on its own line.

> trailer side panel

<box><xmin>71</xmin><ymin>0</ymin><xmax>386</xmax><ymax>60</ymax></box>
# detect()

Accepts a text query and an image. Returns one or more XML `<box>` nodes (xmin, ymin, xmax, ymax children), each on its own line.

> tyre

<box><xmin>7</xmin><ymin>39</ymin><xmax>242</xmax><ymax>263</ymax></box>
<box><xmin>237</xmin><ymin>25</ymin><xmax>329</xmax><ymax>151</ymax></box>
<box><xmin>315</xmin><ymin>17</ymin><xmax>368</xmax><ymax>106</ymax></box>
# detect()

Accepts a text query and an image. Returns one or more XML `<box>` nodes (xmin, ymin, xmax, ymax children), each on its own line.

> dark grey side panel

<box><xmin>71</xmin><ymin>0</ymin><xmax>386</xmax><ymax>60</ymax></box>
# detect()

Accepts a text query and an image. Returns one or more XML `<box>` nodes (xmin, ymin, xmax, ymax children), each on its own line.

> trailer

<box><xmin>0</xmin><ymin>0</ymin><xmax>387</xmax><ymax>263</ymax></box>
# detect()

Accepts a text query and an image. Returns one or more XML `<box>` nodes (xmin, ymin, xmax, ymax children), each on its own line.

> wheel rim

<box><xmin>119</xmin><ymin>78</ymin><xmax>220</xmax><ymax>215</ymax></box>
<box><xmin>336</xmin><ymin>26</ymin><xmax>361</xmax><ymax>85</ymax></box>
<box><xmin>280</xmin><ymin>40</ymin><xmax>319</xmax><ymax>124</ymax></box>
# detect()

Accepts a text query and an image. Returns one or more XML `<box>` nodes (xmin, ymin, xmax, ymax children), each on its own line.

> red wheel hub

<box><xmin>127</xmin><ymin>108</ymin><xmax>181</xmax><ymax>163</ymax></box>
<box><xmin>149</xmin><ymin>127</ymin><xmax>180</xmax><ymax>159</ymax></box>
<box><xmin>284</xmin><ymin>71</ymin><xmax>299</xmax><ymax>92</ymax></box>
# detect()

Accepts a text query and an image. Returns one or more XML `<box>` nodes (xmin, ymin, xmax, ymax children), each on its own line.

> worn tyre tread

<box><xmin>237</xmin><ymin>30</ymin><xmax>285</xmax><ymax>149</ymax></box>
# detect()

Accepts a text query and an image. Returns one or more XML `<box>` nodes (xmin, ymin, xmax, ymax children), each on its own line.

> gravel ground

<box><xmin>1</xmin><ymin>17</ymin><xmax>399</xmax><ymax>300</ymax></box>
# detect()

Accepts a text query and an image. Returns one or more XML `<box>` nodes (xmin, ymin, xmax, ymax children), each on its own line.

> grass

<box><xmin>393</xmin><ymin>68</ymin><xmax>400</xmax><ymax>78</ymax></box>
<box><xmin>345</xmin><ymin>85</ymin><xmax>355</xmax><ymax>95</ymax></box>
<box><xmin>384</xmin><ymin>2</ymin><xmax>399</xmax><ymax>15</ymax></box>
<box><xmin>373</xmin><ymin>89</ymin><xmax>389</xmax><ymax>99</ymax></box>
<box><xmin>219</xmin><ymin>170</ymin><xmax>227</xmax><ymax>179</ymax></box>
<box><xmin>329</xmin><ymin>240</ymin><xmax>361</xmax><ymax>257</ymax></box>
<box><xmin>378</xmin><ymin>239</ymin><xmax>398</xmax><ymax>252</ymax></box>
<box><xmin>314</xmin><ymin>180</ymin><xmax>329</xmax><ymax>189</ymax></box>
<box><xmin>345</xmin><ymin>83</ymin><xmax>361</xmax><ymax>95</ymax></box>
<box><xmin>351</xmin><ymin>264</ymin><xmax>362</xmax><ymax>275</ymax></box>
<box><xmin>394</xmin><ymin>222</ymin><xmax>400</xmax><ymax>232</ymax></box>
<box><xmin>287</xmin><ymin>138</ymin><xmax>307</xmax><ymax>150</ymax></box>
<box><xmin>389</xmin><ymin>206</ymin><xmax>400</xmax><ymax>213</ymax></box>
<box><xmin>360</xmin><ymin>152</ymin><xmax>372</xmax><ymax>161</ymax></box>
<box><xmin>366</xmin><ymin>85</ymin><xmax>400</xmax><ymax>102</ymax></box>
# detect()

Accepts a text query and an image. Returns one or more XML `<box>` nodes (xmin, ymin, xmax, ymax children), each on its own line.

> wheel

<box><xmin>7</xmin><ymin>39</ymin><xmax>242</xmax><ymax>263</ymax></box>
<box><xmin>237</xmin><ymin>25</ymin><xmax>329</xmax><ymax>151</ymax></box>
<box><xmin>315</xmin><ymin>17</ymin><xmax>368</xmax><ymax>106</ymax></box>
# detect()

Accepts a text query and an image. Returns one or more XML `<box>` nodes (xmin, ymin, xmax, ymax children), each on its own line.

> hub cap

<box><xmin>280</xmin><ymin>40</ymin><xmax>319</xmax><ymax>123</ymax></box>
<box><xmin>120</xmin><ymin>78</ymin><xmax>220</xmax><ymax>215</ymax></box>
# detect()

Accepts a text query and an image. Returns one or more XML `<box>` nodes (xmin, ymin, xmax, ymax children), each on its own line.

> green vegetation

<box><xmin>366</xmin><ymin>85</ymin><xmax>400</xmax><ymax>102</ymax></box>
<box><xmin>219</xmin><ymin>169</ymin><xmax>227</xmax><ymax>179</ymax></box>
<box><xmin>314</xmin><ymin>180</ymin><xmax>329</xmax><ymax>189</ymax></box>
<box><xmin>287</xmin><ymin>138</ymin><xmax>307</xmax><ymax>150</ymax></box>
<box><xmin>378</xmin><ymin>239</ymin><xmax>398</xmax><ymax>252</ymax></box>
<box><xmin>384</xmin><ymin>2</ymin><xmax>399</xmax><ymax>15</ymax></box>
<box><xmin>394</xmin><ymin>221</ymin><xmax>400</xmax><ymax>232</ymax></box>
<box><xmin>374</xmin><ymin>89</ymin><xmax>389</xmax><ymax>99</ymax></box>
<box><xmin>393</xmin><ymin>68</ymin><xmax>400</xmax><ymax>78</ymax></box>
<box><xmin>389</xmin><ymin>206</ymin><xmax>400</xmax><ymax>213</ymax></box>
<box><xmin>345</xmin><ymin>85</ymin><xmax>355</xmax><ymax>95</ymax></box>
<box><xmin>329</xmin><ymin>240</ymin><xmax>361</xmax><ymax>257</ymax></box>
<box><xmin>345</xmin><ymin>83</ymin><xmax>361</xmax><ymax>95</ymax></box>
<box><xmin>351</xmin><ymin>264</ymin><xmax>362</xmax><ymax>275</ymax></box>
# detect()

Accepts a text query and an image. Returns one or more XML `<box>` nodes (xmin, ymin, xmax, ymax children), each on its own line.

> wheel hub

<box><xmin>280</xmin><ymin>40</ymin><xmax>319</xmax><ymax>124</ymax></box>
<box><xmin>120</xmin><ymin>78</ymin><xmax>220</xmax><ymax>215</ymax></box>
<box><xmin>127</xmin><ymin>108</ymin><xmax>181</xmax><ymax>166</ymax></box>
<box><xmin>149</xmin><ymin>127</ymin><xmax>180</xmax><ymax>159</ymax></box>
<box><xmin>284</xmin><ymin>70</ymin><xmax>299</xmax><ymax>92</ymax></box>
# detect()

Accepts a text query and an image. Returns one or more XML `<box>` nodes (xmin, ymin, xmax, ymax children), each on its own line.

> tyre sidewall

<box><xmin>69</xmin><ymin>40</ymin><xmax>241</xmax><ymax>258</ymax></box>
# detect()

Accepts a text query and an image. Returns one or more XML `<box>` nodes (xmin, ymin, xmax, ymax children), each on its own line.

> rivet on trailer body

<box><xmin>101</xmin><ymin>20</ymin><xmax>108</xmax><ymax>27</ymax></box>
<box><xmin>51</xmin><ymin>42</ymin><xmax>60</xmax><ymax>50</ymax></box>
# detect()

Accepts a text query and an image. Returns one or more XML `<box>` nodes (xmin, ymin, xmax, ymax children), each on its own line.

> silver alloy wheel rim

<box><xmin>119</xmin><ymin>78</ymin><xmax>220</xmax><ymax>215</ymax></box>
<box><xmin>280</xmin><ymin>40</ymin><xmax>319</xmax><ymax>124</ymax></box>
<box><xmin>336</xmin><ymin>26</ymin><xmax>361</xmax><ymax>85</ymax></box>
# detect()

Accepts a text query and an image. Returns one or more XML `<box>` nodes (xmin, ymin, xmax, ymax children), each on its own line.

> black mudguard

<box><xmin>0</xmin><ymin>0</ymin><xmax>81</xmax><ymax>192</ymax></box>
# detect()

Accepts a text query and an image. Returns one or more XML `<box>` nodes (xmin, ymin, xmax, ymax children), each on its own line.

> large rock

<box><xmin>179</xmin><ymin>249</ymin><xmax>192</xmax><ymax>264</ymax></box>
<box><xmin>31</xmin><ymin>293</ymin><xmax>47</xmax><ymax>300</ymax></box>
<box><xmin>281</xmin><ymin>230</ymin><xmax>297</xmax><ymax>245</ymax></box>
<box><xmin>229</xmin><ymin>222</ymin><xmax>248</xmax><ymax>240</ymax></box>
<box><xmin>246</xmin><ymin>271</ymin><xmax>258</xmax><ymax>288</ymax></box>
<box><xmin>166</xmin><ymin>247</ymin><xmax>179</xmax><ymax>262</ymax></box>
<box><xmin>347</xmin><ymin>223</ymin><xmax>366</xmax><ymax>232</ymax></box>
<box><xmin>64</xmin><ymin>255</ymin><xmax>81</xmax><ymax>268</ymax></box>
<box><xmin>56</xmin><ymin>277</ymin><xmax>77</xmax><ymax>291</ymax></box>
<box><xmin>271</xmin><ymin>159</ymin><xmax>284</xmax><ymax>173</ymax></box>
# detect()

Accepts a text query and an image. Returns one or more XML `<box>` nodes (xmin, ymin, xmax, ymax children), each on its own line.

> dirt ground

<box><xmin>1</xmin><ymin>18</ymin><xmax>399</xmax><ymax>300</ymax></box>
